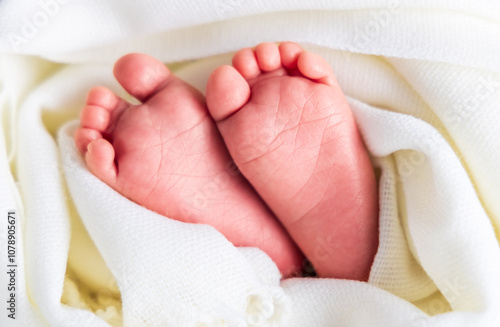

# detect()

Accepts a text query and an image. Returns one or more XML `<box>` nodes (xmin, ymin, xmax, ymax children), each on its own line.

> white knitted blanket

<box><xmin>1</xmin><ymin>1</ymin><xmax>500</xmax><ymax>326</ymax></box>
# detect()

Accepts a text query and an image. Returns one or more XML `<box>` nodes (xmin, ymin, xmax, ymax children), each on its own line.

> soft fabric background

<box><xmin>1</xmin><ymin>0</ymin><xmax>500</xmax><ymax>326</ymax></box>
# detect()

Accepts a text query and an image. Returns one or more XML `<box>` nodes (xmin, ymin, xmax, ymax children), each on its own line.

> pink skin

<box><xmin>206</xmin><ymin>42</ymin><xmax>379</xmax><ymax>280</ymax></box>
<box><xmin>74</xmin><ymin>53</ymin><xmax>304</xmax><ymax>277</ymax></box>
<box><xmin>75</xmin><ymin>42</ymin><xmax>379</xmax><ymax>281</ymax></box>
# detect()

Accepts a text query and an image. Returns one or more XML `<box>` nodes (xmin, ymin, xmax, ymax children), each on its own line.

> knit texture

<box><xmin>1</xmin><ymin>1</ymin><xmax>500</xmax><ymax>326</ymax></box>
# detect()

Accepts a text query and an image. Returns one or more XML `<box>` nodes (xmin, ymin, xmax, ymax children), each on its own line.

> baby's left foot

<box><xmin>206</xmin><ymin>42</ymin><xmax>379</xmax><ymax>280</ymax></box>
<box><xmin>74</xmin><ymin>53</ymin><xmax>303</xmax><ymax>276</ymax></box>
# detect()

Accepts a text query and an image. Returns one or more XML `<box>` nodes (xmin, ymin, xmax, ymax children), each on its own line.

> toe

<box><xmin>80</xmin><ymin>105</ymin><xmax>111</xmax><ymax>132</ymax></box>
<box><xmin>86</xmin><ymin>86</ymin><xmax>121</xmax><ymax>110</ymax></box>
<box><xmin>206</xmin><ymin>65</ymin><xmax>250</xmax><ymax>122</ymax></box>
<box><xmin>232</xmin><ymin>48</ymin><xmax>260</xmax><ymax>79</ymax></box>
<box><xmin>82</xmin><ymin>86</ymin><xmax>128</xmax><ymax>135</ymax></box>
<box><xmin>297</xmin><ymin>51</ymin><xmax>336</xmax><ymax>86</ymax></box>
<box><xmin>279</xmin><ymin>42</ymin><xmax>303</xmax><ymax>70</ymax></box>
<box><xmin>113</xmin><ymin>53</ymin><xmax>173</xmax><ymax>102</ymax></box>
<box><xmin>255</xmin><ymin>42</ymin><xmax>281</xmax><ymax>72</ymax></box>
<box><xmin>75</xmin><ymin>128</ymin><xmax>102</xmax><ymax>154</ymax></box>
<box><xmin>86</xmin><ymin>138</ymin><xmax>117</xmax><ymax>186</ymax></box>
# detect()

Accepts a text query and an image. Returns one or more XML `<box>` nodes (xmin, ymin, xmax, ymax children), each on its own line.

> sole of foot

<box><xmin>75</xmin><ymin>53</ymin><xmax>304</xmax><ymax>276</ymax></box>
<box><xmin>206</xmin><ymin>42</ymin><xmax>379</xmax><ymax>280</ymax></box>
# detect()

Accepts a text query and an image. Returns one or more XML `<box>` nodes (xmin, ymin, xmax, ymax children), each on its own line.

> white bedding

<box><xmin>1</xmin><ymin>0</ymin><xmax>500</xmax><ymax>326</ymax></box>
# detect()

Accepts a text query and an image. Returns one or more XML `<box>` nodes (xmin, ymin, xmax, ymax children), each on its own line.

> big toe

<box><xmin>206</xmin><ymin>65</ymin><xmax>250</xmax><ymax>122</ymax></box>
<box><xmin>113</xmin><ymin>53</ymin><xmax>174</xmax><ymax>101</ymax></box>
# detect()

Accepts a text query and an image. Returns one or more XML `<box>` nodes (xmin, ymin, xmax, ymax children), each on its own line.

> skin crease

<box><xmin>75</xmin><ymin>42</ymin><xmax>379</xmax><ymax>280</ymax></box>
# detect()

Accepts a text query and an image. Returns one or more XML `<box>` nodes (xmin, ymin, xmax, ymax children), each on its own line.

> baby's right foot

<box><xmin>74</xmin><ymin>53</ymin><xmax>303</xmax><ymax>276</ymax></box>
<box><xmin>206</xmin><ymin>42</ymin><xmax>379</xmax><ymax>280</ymax></box>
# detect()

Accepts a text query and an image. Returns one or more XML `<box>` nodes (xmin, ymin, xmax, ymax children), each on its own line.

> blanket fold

<box><xmin>1</xmin><ymin>1</ymin><xmax>500</xmax><ymax>326</ymax></box>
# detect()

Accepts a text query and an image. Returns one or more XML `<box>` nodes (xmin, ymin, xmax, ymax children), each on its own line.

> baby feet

<box><xmin>74</xmin><ymin>53</ymin><xmax>304</xmax><ymax>276</ymax></box>
<box><xmin>206</xmin><ymin>42</ymin><xmax>379</xmax><ymax>280</ymax></box>
<box><xmin>75</xmin><ymin>42</ymin><xmax>379</xmax><ymax>281</ymax></box>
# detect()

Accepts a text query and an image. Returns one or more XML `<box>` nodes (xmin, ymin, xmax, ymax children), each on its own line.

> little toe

<box><xmin>75</xmin><ymin>128</ymin><xmax>102</xmax><ymax>154</ymax></box>
<box><xmin>86</xmin><ymin>138</ymin><xmax>117</xmax><ymax>186</ymax></box>
<box><xmin>206</xmin><ymin>65</ymin><xmax>250</xmax><ymax>122</ymax></box>
<box><xmin>297</xmin><ymin>51</ymin><xmax>336</xmax><ymax>86</ymax></box>
<box><xmin>279</xmin><ymin>42</ymin><xmax>303</xmax><ymax>70</ymax></box>
<box><xmin>232</xmin><ymin>48</ymin><xmax>261</xmax><ymax>79</ymax></box>
<box><xmin>255</xmin><ymin>42</ymin><xmax>281</xmax><ymax>72</ymax></box>
<box><xmin>113</xmin><ymin>53</ymin><xmax>173</xmax><ymax>102</ymax></box>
